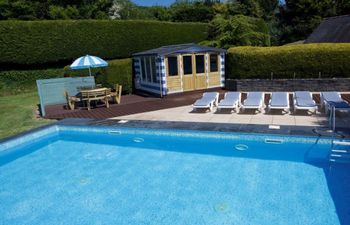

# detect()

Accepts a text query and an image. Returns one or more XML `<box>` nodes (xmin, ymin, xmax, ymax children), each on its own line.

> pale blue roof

<box><xmin>133</xmin><ymin>43</ymin><xmax>226</xmax><ymax>57</ymax></box>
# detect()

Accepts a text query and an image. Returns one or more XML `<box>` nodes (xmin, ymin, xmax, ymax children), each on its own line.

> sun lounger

<box><xmin>293</xmin><ymin>91</ymin><xmax>317</xmax><ymax>114</ymax></box>
<box><xmin>267</xmin><ymin>92</ymin><xmax>290</xmax><ymax>113</ymax></box>
<box><xmin>320</xmin><ymin>92</ymin><xmax>350</xmax><ymax>113</ymax></box>
<box><xmin>193</xmin><ymin>92</ymin><xmax>219</xmax><ymax>111</ymax></box>
<box><xmin>240</xmin><ymin>92</ymin><xmax>264</xmax><ymax>113</ymax></box>
<box><xmin>217</xmin><ymin>92</ymin><xmax>241</xmax><ymax>112</ymax></box>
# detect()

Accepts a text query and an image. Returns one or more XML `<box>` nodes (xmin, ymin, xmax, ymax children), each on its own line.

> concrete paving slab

<box><xmin>115</xmin><ymin>105</ymin><xmax>334</xmax><ymax>127</ymax></box>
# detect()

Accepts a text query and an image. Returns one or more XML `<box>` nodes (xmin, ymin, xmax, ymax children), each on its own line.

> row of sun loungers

<box><xmin>193</xmin><ymin>91</ymin><xmax>350</xmax><ymax>114</ymax></box>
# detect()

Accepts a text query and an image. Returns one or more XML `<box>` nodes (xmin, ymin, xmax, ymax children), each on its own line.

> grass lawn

<box><xmin>0</xmin><ymin>92</ymin><xmax>54</xmax><ymax>139</ymax></box>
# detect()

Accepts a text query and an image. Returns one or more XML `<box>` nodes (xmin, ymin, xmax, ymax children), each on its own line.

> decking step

<box><xmin>333</xmin><ymin>141</ymin><xmax>350</xmax><ymax>146</ymax></box>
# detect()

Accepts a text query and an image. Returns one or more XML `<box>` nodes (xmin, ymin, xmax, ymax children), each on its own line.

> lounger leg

<box><xmin>87</xmin><ymin>100</ymin><xmax>91</xmax><ymax>110</ymax></box>
<box><xmin>105</xmin><ymin>97</ymin><xmax>110</xmax><ymax>108</ymax></box>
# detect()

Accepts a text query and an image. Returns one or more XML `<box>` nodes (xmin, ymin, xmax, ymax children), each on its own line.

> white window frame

<box><xmin>140</xmin><ymin>56</ymin><xmax>158</xmax><ymax>86</ymax></box>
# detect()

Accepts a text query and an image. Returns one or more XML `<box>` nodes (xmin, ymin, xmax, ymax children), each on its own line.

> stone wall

<box><xmin>225</xmin><ymin>78</ymin><xmax>350</xmax><ymax>92</ymax></box>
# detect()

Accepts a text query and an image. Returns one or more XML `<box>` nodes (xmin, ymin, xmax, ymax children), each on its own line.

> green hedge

<box><xmin>0</xmin><ymin>68</ymin><xmax>64</xmax><ymax>96</ymax></box>
<box><xmin>0</xmin><ymin>20</ymin><xmax>208</xmax><ymax>65</ymax></box>
<box><xmin>0</xmin><ymin>58</ymin><xmax>133</xmax><ymax>96</ymax></box>
<box><xmin>226</xmin><ymin>44</ymin><xmax>350</xmax><ymax>79</ymax></box>
<box><xmin>64</xmin><ymin>58</ymin><xmax>133</xmax><ymax>94</ymax></box>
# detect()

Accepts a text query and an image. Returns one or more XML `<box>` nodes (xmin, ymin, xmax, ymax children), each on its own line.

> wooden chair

<box><xmin>111</xmin><ymin>84</ymin><xmax>122</xmax><ymax>104</ymax></box>
<box><xmin>64</xmin><ymin>90</ymin><xmax>80</xmax><ymax>110</ymax></box>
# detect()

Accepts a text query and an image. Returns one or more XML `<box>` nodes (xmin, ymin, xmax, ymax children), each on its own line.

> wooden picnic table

<box><xmin>80</xmin><ymin>87</ymin><xmax>111</xmax><ymax>110</ymax></box>
<box><xmin>64</xmin><ymin>84</ymin><xmax>122</xmax><ymax>111</ymax></box>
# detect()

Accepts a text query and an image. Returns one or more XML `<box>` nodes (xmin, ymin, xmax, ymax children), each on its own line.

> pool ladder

<box><xmin>329</xmin><ymin>106</ymin><xmax>350</xmax><ymax>164</ymax></box>
<box><xmin>330</xmin><ymin>140</ymin><xmax>350</xmax><ymax>164</ymax></box>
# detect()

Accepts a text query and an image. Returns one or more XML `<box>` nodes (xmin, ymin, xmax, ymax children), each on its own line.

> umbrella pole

<box><xmin>88</xmin><ymin>68</ymin><xmax>92</xmax><ymax>76</ymax></box>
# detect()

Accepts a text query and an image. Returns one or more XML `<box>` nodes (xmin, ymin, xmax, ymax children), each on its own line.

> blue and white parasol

<box><xmin>70</xmin><ymin>55</ymin><xmax>108</xmax><ymax>76</ymax></box>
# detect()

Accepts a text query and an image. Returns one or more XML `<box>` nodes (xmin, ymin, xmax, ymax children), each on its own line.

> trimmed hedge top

<box><xmin>226</xmin><ymin>44</ymin><xmax>350</xmax><ymax>79</ymax></box>
<box><xmin>0</xmin><ymin>20</ymin><xmax>208</xmax><ymax>66</ymax></box>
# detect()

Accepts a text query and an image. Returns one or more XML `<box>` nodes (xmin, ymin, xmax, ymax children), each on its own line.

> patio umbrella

<box><xmin>70</xmin><ymin>55</ymin><xmax>108</xmax><ymax>76</ymax></box>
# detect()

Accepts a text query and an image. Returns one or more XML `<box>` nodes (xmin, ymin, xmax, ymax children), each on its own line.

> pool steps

<box><xmin>332</xmin><ymin>141</ymin><xmax>350</xmax><ymax>146</ymax></box>
<box><xmin>330</xmin><ymin>141</ymin><xmax>350</xmax><ymax>164</ymax></box>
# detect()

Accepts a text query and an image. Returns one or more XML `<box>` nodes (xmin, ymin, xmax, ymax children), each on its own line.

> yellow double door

<box><xmin>182</xmin><ymin>54</ymin><xmax>207</xmax><ymax>91</ymax></box>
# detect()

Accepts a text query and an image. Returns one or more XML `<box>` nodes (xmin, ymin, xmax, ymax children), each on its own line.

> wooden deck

<box><xmin>45</xmin><ymin>88</ymin><xmax>224</xmax><ymax>119</ymax></box>
<box><xmin>44</xmin><ymin>90</ymin><xmax>350</xmax><ymax>120</ymax></box>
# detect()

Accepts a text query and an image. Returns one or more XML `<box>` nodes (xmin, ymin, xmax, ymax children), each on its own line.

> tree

<box><xmin>279</xmin><ymin>0</ymin><xmax>337</xmax><ymax>44</ymax></box>
<box><xmin>109</xmin><ymin>0</ymin><xmax>134</xmax><ymax>19</ymax></box>
<box><xmin>0</xmin><ymin>0</ymin><xmax>112</xmax><ymax>20</ymax></box>
<box><xmin>149</xmin><ymin>6</ymin><xmax>171</xmax><ymax>21</ymax></box>
<box><xmin>170</xmin><ymin>1</ymin><xmax>215</xmax><ymax>22</ymax></box>
<box><xmin>257</xmin><ymin>0</ymin><xmax>278</xmax><ymax>19</ymax></box>
<box><xmin>202</xmin><ymin>14</ymin><xmax>270</xmax><ymax>48</ymax></box>
<box><xmin>227</xmin><ymin>0</ymin><xmax>264</xmax><ymax>18</ymax></box>
<box><xmin>109</xmin><ymin>0</ymin><xmax>160</xmax><ymax>20</ymax></box>
<box><xmin>0</xmin><ymin>0</ymin><xmax>38</xmax><ymax>20</ymax></box>
<box><xmin>335</xmin><ymin>0</ymin><xmax>350</xmax><ymax>15</ymax></box>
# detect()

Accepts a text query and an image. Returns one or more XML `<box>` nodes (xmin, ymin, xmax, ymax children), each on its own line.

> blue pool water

<box><xmin>0</xmin><ymin>126</ymin><xmax>350</xmax><ymax>225</ymax></box>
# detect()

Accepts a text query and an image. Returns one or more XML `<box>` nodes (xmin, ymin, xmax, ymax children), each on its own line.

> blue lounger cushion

<box><xmin>243</xmin><ymin>92</ymin><xmax>263</xmax><ymax>106</ymax></box>
<box><xmin>218</xmin><ymin>92</ymin><xmax>240</xmax><ymax>107</ymax></box>
<box><xmin>294</xmin><ymin>91</ymin><xmax>316</xmax><ymax>107</ymax></box>
<box><xmin>193</xmin><ymin>92</ymin><xmax>218</xmax><ymax>107</ymax></box>
<box><xmin>327</xmin><ymin>101</ymin><xmax>350</xmax><ymax>109</ymax></box>
<box><xmin>270</xmin><ymin>92</ymin><xmax>288</xmax><ymax>107</ymax></box>
<box><xmin>320</xmin><ymin>92</ymin><xmax>350</xmax><ymax>112</ymax></box>
<box><xmin>321</xmin><ymin>92</ymin><xmax>343</xmax><ymax>102</ymax></box>
<box><xmin>194</xmin><ymin>99</ymin><xmax>212</xmax><ymax>106</ymax></box>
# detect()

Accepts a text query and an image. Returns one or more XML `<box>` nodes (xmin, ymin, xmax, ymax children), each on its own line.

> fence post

<box><xmin>271</xmin><ymin>72</ymin><xmax>273</xmax><ymax>80</ymax></box>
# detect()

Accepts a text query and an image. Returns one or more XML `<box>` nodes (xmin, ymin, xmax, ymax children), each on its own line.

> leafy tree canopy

<box><xmin>0</xmin><ymin>0</ymin><xmax>112</xmax><ymax>20</ymax></box>
<box><xmin>0</xmin><ymin>0</ymin><xmax>348</xmax><ymax>45</ymax></box>
<box><xmin>279</xmin><ymin>0</ymin><xmax>338</xmax><ymax>44</ymax></box>
<box><xmin>202</xmin><ymin>14</ymin><xmax>270</xmax><ymax>48</ymax></box>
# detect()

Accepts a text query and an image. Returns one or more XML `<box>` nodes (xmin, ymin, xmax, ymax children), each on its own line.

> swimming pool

<box><xmin>0</xmin><ymin>125</ymin><xmax>349</xmax><ymax>225</ymax></box>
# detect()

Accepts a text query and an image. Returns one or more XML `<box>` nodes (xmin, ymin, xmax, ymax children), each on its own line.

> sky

<box><xmin>132</xmin><ymin>0</ymin><xmax>174</xmax><ymax>6</ymax></box>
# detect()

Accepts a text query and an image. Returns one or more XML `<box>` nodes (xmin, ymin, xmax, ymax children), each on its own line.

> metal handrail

<box><xmin>329</xmin><ymin>105</ymin><xmax>350</xmax><ymax>149</ymax></box>
<box><xmin>330</xmin><ymin>106</ymin><xmax>336</xmax><ymax>150</ymax></box>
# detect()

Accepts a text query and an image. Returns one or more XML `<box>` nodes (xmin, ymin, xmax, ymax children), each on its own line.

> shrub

<box><xmin>0</xmin><ymin>20</ymin><xmax>208</xmax><ymax>66</ymax></box>
<box><xmin>0</xmin><ymin>68</ymin><xmax>64</xmax><ymax>96</ymax></box>
<box><xmin>226</xmin><ymin>44</ymin><xmax>350</xmax><ymax>79</ymax></box>
<box><xmin>64</xmin><ymin>58</ymin><xmax>133</xmax><ymax>94</ymax></box>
